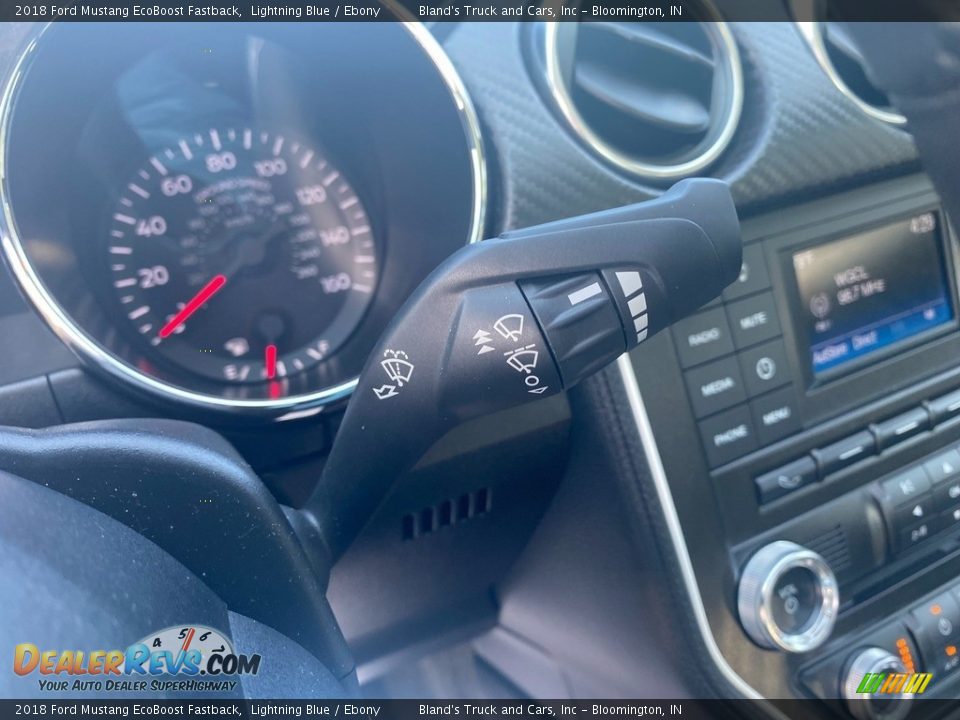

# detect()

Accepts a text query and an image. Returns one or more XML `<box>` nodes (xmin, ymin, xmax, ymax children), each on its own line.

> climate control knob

<box><xmin>737</xmin><ymin>540</ymin><xmax>839</xmax><ymax>652</ymax></box>
<box><xmin>842</xmin><ymin>647</ymin><xmax>913</xmax><ymax>720</ymax></box>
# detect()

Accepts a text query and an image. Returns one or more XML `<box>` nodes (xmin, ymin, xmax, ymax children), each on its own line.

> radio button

<box><xmin>880</xmin><ymin>467</ymin><xmax>931</xmax><ymax>506</ymax></box>
<box><xmin>750</xmin><ymin>387</ymin><xmax>801</xmax><ymax>445</ymax></box>
<box><xmin>723</xmin><ymin>242</ymin><xmax>771</xmax><ymax>302</ymax></box>
<box><xmin>671</xmin><ymin>307</ymin><xmax>735</xmax><ymax>369</ymax></box>
<box><xmin>726</xmin><ymin>292</ymin><xmax>782</xmax><ymax>350</ymax></box>
<box><xmin>698</xmin><ymin>405</ymin><xmax>758</xmax><ymax>467</ymax></box>
<box><xmin>755</xmin><ymin>457</ymin><xmax>817</xmax><ymax>505</ymax></box>
<box><xmin>924</xmin><ymin>449</ymin><xmax>960</xmax><ymax>485</ymax></box>
<box><xmin>684</xmin><ymin>356</ymin><xmax>747</xmax><ymax>419</ymax></box>
<box><xmin>873</xmin><ymin>408</ymin><xmax>931</xmax><ymax>451</ymax></box>
<box><xmin>738</xmin><ymin>338</ymin><xmax>790</xmax><ymax>397</ymax></box>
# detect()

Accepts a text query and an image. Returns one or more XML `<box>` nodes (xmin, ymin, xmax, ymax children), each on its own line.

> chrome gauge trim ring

<box><xmin>0</xmin><ymin>21</ymin><xmax>487</xmax><ymax>418</ymax></box>
<box><xmin>794</xmin><ymin>20</ymin><xmax>907</xmax><ymax>127</ymax></box>
<box><xmin>542</xmin><ymin>17</ymin><xmax>743</xmax><ymax>180</ymax></box>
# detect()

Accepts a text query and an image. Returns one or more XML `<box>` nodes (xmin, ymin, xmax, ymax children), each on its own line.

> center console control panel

<box><xmin>631</xmin><ymin>176</ymin><xmax>960</xmax><ymax>712</ymax></box>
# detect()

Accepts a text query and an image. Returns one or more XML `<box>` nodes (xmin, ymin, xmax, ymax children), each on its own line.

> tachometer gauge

<box><xmin>107</xmin><ymin>128</ymin><xmax>378</xmax><ymax>387</ymax></box>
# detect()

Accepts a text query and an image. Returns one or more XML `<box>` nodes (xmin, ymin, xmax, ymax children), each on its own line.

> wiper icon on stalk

<box><xmin>494</xmin><ymin>313</ymin><xmax>524</xmax><ymax>341</ymax></box>
<box><xmin>373</xmin><ymin>349</ymin><xmax>415</xmax><ymax>400</ymax></box>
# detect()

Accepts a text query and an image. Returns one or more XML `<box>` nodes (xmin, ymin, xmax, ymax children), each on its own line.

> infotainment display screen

<box><xmin>791</xmin><ymin>211</ymin><xmax>954</xmax><ymax>377</ymax></box>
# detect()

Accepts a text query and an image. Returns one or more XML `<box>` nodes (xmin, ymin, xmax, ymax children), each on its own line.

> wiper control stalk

<box><xmin>306</xmin><ymin>178</ymin><xmax>742</xmax><ymax>557</ymax></box>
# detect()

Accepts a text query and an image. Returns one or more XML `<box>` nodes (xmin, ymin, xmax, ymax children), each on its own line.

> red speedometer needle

<box><xmin>265</xmin><ymin>344</ymin><xmax>278</xmax><ymax>380</ymax></box>
<box><xmin>158</xmin><ymin>274</ymin><xmax>227</xmax><ymax>339</ymax></box>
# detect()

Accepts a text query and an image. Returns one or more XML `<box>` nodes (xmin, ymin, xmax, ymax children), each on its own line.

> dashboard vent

<box><xmin>542</xmin><ymin>14</ymin><xmax>743</xmax><ymax>180</ymax></box>
<box><xmin>795</xmin><ymin>20</ymin><xmax>906</xmax><ymax>126</ymax></box>
<box><xmin>402</xmin><ymin>487</ymin><xmax>493</xmax><ymax>541</ymax></box>
<box><xmin>805</xmin><ymin>524</ymin><xmax>851</xmax><ymax>576</ymax></box>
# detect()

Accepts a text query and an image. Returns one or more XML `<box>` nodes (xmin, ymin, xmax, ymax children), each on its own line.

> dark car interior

<box><xmin>3</xmin><ymin>8</ymin><xmax>960</xmax><ymax>719</ymax></box>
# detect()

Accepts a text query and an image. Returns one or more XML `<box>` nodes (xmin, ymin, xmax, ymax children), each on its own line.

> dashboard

<box><xmin>2</xmin><ymin>10</ymin><xmax>960</xmax><ymax>718</ymax></box>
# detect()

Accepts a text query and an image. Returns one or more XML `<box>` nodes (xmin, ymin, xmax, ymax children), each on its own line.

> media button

<box><xmin>737</xmin><ymin>338</ymin><xmax>790</xmax><ymax>397</ymax></box>
<box><xmin>684</xmin><ymin>356</ymin><xmax>747</xmax><ymax>419</ymax></box>
<box><xmin>698</xmin><ymin>405</ymin><xmax>758</xmax><ymax>467</ymax></box>
<box><xmin>671</xmin><ymin>307</ymin><xmax>735</xmax><ymax>369</ymax></box>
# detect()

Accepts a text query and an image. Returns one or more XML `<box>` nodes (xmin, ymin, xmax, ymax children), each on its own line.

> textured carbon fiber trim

<box><xmin>443</xmin><ymin>22</ymin><xmax>920</xmax><ymax>231</ymax></box>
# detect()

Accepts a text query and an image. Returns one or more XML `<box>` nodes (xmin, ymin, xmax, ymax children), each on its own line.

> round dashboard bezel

<box><xmin>0</xmin><ymin>19</ymin><xmax>487</xmax><ymax>420</ymax></box>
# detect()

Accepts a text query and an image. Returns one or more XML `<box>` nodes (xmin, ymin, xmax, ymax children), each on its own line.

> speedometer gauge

<box><xmin>3</xmin><ymin>21</ymin><xmax>485</xmax><ymax>416</ymax></box>
<box><xmin>107</xmin><ymin>128</ymin><xmax>378</xmax><ymax>387</ymax></box>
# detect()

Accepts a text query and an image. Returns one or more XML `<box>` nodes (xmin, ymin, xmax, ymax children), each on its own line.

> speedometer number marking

<box><xmin>107</xmin><ymin>128</ymin><xmax>378</xmax><ymax>391</ymax></box>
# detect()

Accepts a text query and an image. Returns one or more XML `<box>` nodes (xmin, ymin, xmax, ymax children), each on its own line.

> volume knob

<box><xmin>737</xmin><ymin>540</ymin><xmax>839</xmax><ymax>653</ymax></box>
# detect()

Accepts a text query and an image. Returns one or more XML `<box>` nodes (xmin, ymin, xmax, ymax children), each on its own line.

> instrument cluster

<box><xmin>0</xmin><ymin>20</ymin><xmax>485</xmax><ymax>417</ymax></box>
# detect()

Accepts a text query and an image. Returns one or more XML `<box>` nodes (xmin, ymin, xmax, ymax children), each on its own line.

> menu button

<box><xmin>750</xmin><ymin>387</ymin><xmax>801</xmax><ymax>445</ymax></box>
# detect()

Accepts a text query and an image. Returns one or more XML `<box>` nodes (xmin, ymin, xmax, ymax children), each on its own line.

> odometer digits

<box><xmin>107</xmin><ymin>128</ymin><xmax>378</xmax><ymax>389</ymax></box>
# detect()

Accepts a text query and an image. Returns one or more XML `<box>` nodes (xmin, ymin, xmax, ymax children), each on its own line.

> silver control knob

<box><xmin>737</xmin><ymin>540</ymin><xmax>839</xmax><ymax>653</ymax></box>
<box><xmin>842</xmin><ymin>647</ymin><xmax>913</xmax><ymax>720</ymax></box>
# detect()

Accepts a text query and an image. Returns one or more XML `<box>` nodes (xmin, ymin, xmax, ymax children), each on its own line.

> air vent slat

<box><xmin>542</xmin><ymin>13</ymin><xmax>742</xmax><ymax>179</ymax></box>
<box><xmin>574</xmin><ymin>61</ymin><xmax>711</xmax><ymax>134</ymax></box>
<box><xmin>581</xmin><ymin>22</ymin><xmax>715</xmax><ymax>71</ymax></box>
<box><xmin>402</xmin><ymin>487</ymin><xmax>493</xmax><ymax>541</ymax></box>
